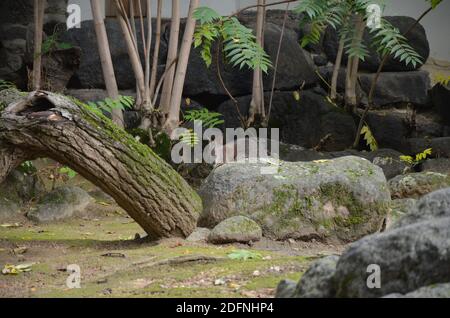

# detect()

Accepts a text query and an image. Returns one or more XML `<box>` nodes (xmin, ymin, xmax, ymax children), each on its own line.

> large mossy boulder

<box><xmin>279</xmin><ymin>187</ymin><xmax>450</xmax><ymax>298</ymax></box>
<box><xmin>388</xmin><ymin>171</ymin><xmax>450</xmax><ymax>199</ymax></box>
<box><xmin>198</xmin><ymin>156</ymin><xmax>390</xmax><ymax>242</ymax></box>
<box><xmin>27</xmin><ymin>186</ymin><xmax>93</xmax><ymax>223</ymax></box>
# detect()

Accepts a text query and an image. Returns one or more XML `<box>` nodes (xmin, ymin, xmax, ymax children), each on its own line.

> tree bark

<box><xmin>0</xmin><ymin>91</ymin><xmax>202</xmax><ymax>239</ymax></box>
<box><xmin>33</xmin><ymin>0</ymin><xmax>46</xmax><ymax>90</ymax></box>
<box><xmin>160</xmin><ymin>0</ymin><xmax>180</xmax><ymax>114</ymax></box>
<box><xmin>91</xmin><ymin>0</ymin><xmax>124</xmax><ymax>128</ymax></box>
<box><xmin>344</xmin><ymin>14</ymin><xmax>365</xmax><ymax>111</ymax></box>
<box><xmin>164</xmin><ymin>0</ymin><xmax>199</xmax><ymax>136</ymax></box>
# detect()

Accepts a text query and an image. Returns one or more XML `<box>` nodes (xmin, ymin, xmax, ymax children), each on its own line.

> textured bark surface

<box><xmin>0</xmin><ymin>91</ymin><xmax>202</xmax><ymax>239</ymax></box>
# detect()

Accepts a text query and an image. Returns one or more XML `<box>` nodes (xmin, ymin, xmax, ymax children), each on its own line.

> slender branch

<box><xmin>265</xmin><ymin>2</ymin><xmax>290</xmax><ymax>127</ymax></box>
<box><xmin>215</xmin><ymin>40</ymin><xmax>246</xmax><ymax>128</ymax></box>
<box><xmin>153</xmin><ymin>58</ymin><xmax>177</xmax><ymax>106</ymax></box>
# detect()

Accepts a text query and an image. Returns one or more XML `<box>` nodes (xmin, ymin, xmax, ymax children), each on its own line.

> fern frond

<box><xmin>184</xmin><ymin>109</ymin><xmax>224</xmax><ymax>128</ymax></box>
<box><xmin>361</xmin><ymin>125</ymin><xmax>378</xmax><ymax>151</ymax></box>
<box><xmin>371</xmin><ymin>18</ymin><xmax>423</xmax><ymax>68</ymax></box>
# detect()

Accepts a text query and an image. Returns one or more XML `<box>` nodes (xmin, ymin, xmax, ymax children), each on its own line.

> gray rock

<box><xmin>295</xmin><ymin>255</ymin><xmax>339</xmax><ymax>298</ymax></box>
<box><xmin>199</xmin><ymin>156</ymin><xmax>390</xmax><ymax>242</ymax></box>
<box><xmin>27</xmin><ymin>186</ymin><xmax>93</xmax><ymax>223</ymax></box>
<box><xmin>208</xmin><ymin>216</ymin><xmax>262</xmax><ymax>244</ymax></box>
<box><xmin>421</xmin><ymin>158</ymin><xmax>450</xmax><ymax>175</ymax></box>
<box><xmin>0</xmin><ymin>197</ymin><xmax>21</xmax><ymax>221</ymax></box>
<box><xmin>0</xmin><ymin>169</ymin><xmax>44</xmax><ymax>204</ymax></box>
<box><xmin>384</xmin><ymin>283</ymin><xmax>450</xmax><ymax>298</ymax></box>
<box><xmin>334</xmin><ymin>217</ymin><xmax>450</xmax><ymax>297</ymax></box>
<box><xmin>388</xmin><ymin>172</ymin><xmax>450</xmax><ymax>199</ymax></box>
<box><xmin>186</xmin><ymin>227</ymin><xmax>211</xmax><ymax>242</ymax></box>
<box><xmin>367</xmin><ymin>149</ymin><xmax>409</xmax><ymax>180</ymax></box>
<box><xmin>391</xmin><ymin>187</ymin><xmax>450</xmax><ymax>229</ymax></box>
<box><xmin>386</xmin><ymin>198</ymin><xmax>417</xmax><ymax>229</ymax></box>
<box><xmin>275</xmin><ymin>279</ymin><xmax>297</xmax><ymax>298</ymax></box>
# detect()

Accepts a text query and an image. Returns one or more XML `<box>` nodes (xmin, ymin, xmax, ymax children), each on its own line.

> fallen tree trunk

<box><xmin>0</xmin><ymin>91</ymin><xmax>202</xmax><ymax>239</ymax></box>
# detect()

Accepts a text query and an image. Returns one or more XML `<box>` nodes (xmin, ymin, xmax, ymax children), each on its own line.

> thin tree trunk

<box><xmin>91</xmin><ymin>0</ymin><xmax>124</xmax><ymax>128</ymax></box>
<box><xmin>345</xmin><ymin>14</ymin><xmax>365</xmax><ymax>111</ymax></box>
<box><xmin>160</xmin><ymin>0</ymin><xmax>180</xmax><ymax>114</ymax></box>
<box><xmin>115</xmin><ymin>0</ymin><xmax>146</xmax><ymax>107</ymax></box>
<box><xmin>247</xmin><ymin>0</ymin><xmax>266</xmax><ymax>126</ymax></box>
<box><xmin>143</xmin><ymin>0</ymin><xmax>152</xmax><ymax>107</ymax></box>
<box><xmin>164</xmin><ymin>0</ymin><xmax>199</xmax><ymax>135</ymax></box>
<box><xmin>130</xmin><ymin>0</ymin><xmax>142</xmax><ymax>107</ymax></box>
<box><xmin>0</xmin><ymin>91</ymin><xmax>201</xmax><ymax>239</ymax></box>
<box><xmin>331</xmin><ymin>37</ymin><xmax>345</xmax><ymax>100</ymax></box>
<box><xmin>149</xmin><ymin>0</ymin><xmax>163</xmax><ymax>99</ymax></box>
<box><xmin>33</xmin><ymin>0</ymin><xmax>46</xmax><ymax>90</ymax></box>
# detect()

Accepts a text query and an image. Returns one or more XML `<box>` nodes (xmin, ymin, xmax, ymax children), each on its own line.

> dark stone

<box><xmin>431</xmin><ymin>83</ymin><xmax>450</xmax><ymax>126</ymax></box>
<box><xmin>365</xmin><ymin>110</ymin><xmax>410</xmax><ymax>152</ymax></box>
<box><xmin>406</xmin><ymin>137</ymin><xmax>450</xmax><ymax>158</ymax></box>
<box><xmin>421</xmin><ymin>158</ymin><xmax>450</xmax><ymax>174</ymax></box>
<box><xmin>217</xmin><ymin>90</ymin><xmax>356</xmax><ymax>151</ymax></box>
<box><xmin>60</xmin><ymin>19</ymin><xmax>168</xmax><ymax>89</ymax></box>
<box><xmin>42</xmin><ymin>47</ymin><xmax>81</xmax><ymax>92</ymax></box>
<box><xmin>183</xmin><ymin>22</ymin><xmax>317</xmax><ymax>100</ymax></box>
<box><xmin>313</xmin><ymin>55</ymin><xmax>328</xmax><ymax>66</ymax></box>
<box><xmin>323</xmin><ymin>16</ymin><xmax>430</xmax><ymax>72</ymax></box>
<box><xmin>358</xmin><ymin>71</ymin><xmax>431</xmax><ymax>107</ymax></box>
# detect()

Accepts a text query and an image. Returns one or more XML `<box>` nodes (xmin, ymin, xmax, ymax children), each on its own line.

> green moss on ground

<box><xmin>0</xmin><ymin>214</ymin><xmax>312</xmax><ymax>298</ymax></box>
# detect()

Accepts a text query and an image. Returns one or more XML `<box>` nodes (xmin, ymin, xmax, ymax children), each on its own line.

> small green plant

<box><xmin>39</xmin><ymin>25</ymin><xmax>73</xmax><ymax>57</ymax></box>
<box><xmin>360</xmin><ymin>125</ymin><xmax>378</xmax><ymax>151</ymax></box>
<box><xmin>227</xmin><ymin>249</ymin><xmax>262</xmax><ymax>261</ymax></box>
<box><xmin>59</xmin><ymin>166</ymin><xmax>77</xmax><ymax>179</ymax></box>
<box><xmin>180</xmin><ymin>109</ymin><xmax>224</xmax><ymax>148</ymax></box>
<box><xmin>435</xmin><ymin>74</ymin><xmax>450</xmax><ymax>86</ymax></box>
<box><xmin>18</xmin><ymin>161</ymin><xmax>37</xmax><ymax>175</ymax></box>
<box><xmin>86</xmin><ymin>95</ymin><xmax>134</xmax><ymax>116</ymax></box>
<box><xmin>184</xmin><ymin>109</ymin><xmax>224</xmax><ymax>128</ymax></box>
<box><xmin>193</xmin><ymin>7</ymin><xmax>272</xmax><ymax>72</ymax></box>
<box><xmin>0</xmin><ymin>80</ymin><xmax>16</xmax><ymax>91</ymax></box>
<box><xmin>400</xmin><ymin>148</ymin><xmax>432</xmax><ymax>167</ymax></box>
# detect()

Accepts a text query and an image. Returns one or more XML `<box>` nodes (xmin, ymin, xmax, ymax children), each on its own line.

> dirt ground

<box><xmin>0</xmin><ymin>162</ymin><xmax>345</xmax><ymax>298</ymax></box>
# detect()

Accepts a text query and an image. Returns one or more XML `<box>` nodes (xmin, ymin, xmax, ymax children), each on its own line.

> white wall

<box><xmin>69</xmin><ymin>0</ymin><xmax>450</xmax><ymax>60</ymax></box>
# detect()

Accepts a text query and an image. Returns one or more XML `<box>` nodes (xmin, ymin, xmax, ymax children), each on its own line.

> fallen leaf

<box><xmin>2</xmin><ymin>262</ymin><xmax>36</xmax><ymax>275</ymax></box>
